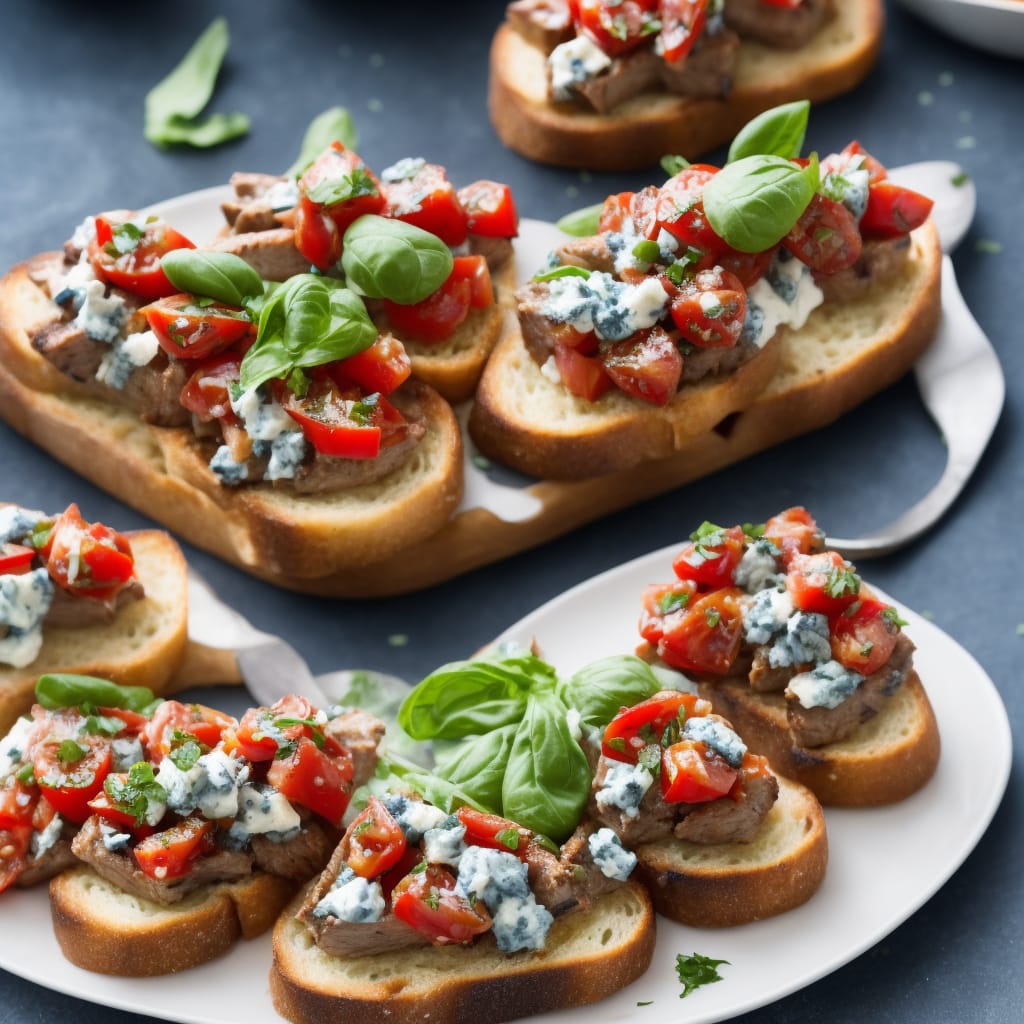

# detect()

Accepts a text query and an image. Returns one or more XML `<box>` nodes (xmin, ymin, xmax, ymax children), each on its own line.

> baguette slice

<box><xmin>696</xmin><ymin>670</ymin><xmax>941</xmax><ymax>806</ymax></box>
<box><xmin>270</xmin><ymin>880</ymin><xmax>654</xmax><ymax>1024</ymax></box>
<box><xmin>634</xmin><ymin>775</ymin><xmax>828</xmax><ymax>928</ymax></box>
<box><xmin>489</xmin><ymin>1</ymin><xmax>884</xmax><ymax>169</ymax></box>
<box><xmin>49</xmin><ymin>865</ymin><xmax>296</xmax><ymax>976</ymax></box>
<box><xmin>0</xmin><ymin>529</ymin><xmax>189</xmax><ymax>737</ymax></box>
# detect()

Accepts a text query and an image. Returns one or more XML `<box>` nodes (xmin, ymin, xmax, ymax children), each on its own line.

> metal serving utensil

<box><xmin>826</xmin><ymin>161</ymin><xmax>1004</xmax><ymax>559</ymax></box>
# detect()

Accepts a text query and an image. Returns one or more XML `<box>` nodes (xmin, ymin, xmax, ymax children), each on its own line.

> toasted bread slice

<box><xmin>270</xmin><ymin>880</ymin><xmax>654</xmax><ymax>1024</ymax></box>
<box><xmin>696</xmin><ymin>671</ymin><xmax>940</xmax><ymax>806</ymax></box>
<box><xmin>634</xmin><ymin>775</ymin><xmax>827</xmax><ymax>927</ymax></box>
<box><xmin>0</xmin><ymin>529</ymin><xmax>189</xmax><ymax>737</ymax></box>
<box><xmin>49</xmin><ymin>866</ymin><xmax>296</xmax><ymax>976</ymax></box>
<box><xmin>489</xmin><ymin>1</ymin><xmax>884</xmax><ymax>169</ymax></box>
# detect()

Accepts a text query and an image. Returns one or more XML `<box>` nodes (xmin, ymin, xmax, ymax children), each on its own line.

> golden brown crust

<box><xmin>696</xmin><ymin>670</ymin><xmax>941</xmax><ymax>806</ymax></box>
<box><xmin>0</xmin><ymin>529</ymin><xmax>190</xmax><ymax>737</ymax></box>
<box><xmin>634</xmin><ymin>776</ymin><xmax>828</xmax><ymax>927</ymax></box>
<box><xmin>270</xmin><ymin>881</ymin><xmax>655</xmax><ymax>1024</ymax></box>
<box><xmin>49</xmin><ymin>867</ymin><xmax>296</xmax><ymax>976</ymax></box>
<box><xmin>489</xmin><ymin>1</ymin><xmax>885</xmax><ymax>169</ymax></box>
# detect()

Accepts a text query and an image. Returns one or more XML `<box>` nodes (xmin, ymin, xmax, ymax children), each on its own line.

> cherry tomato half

<box><xmin>672</xmin><ymin>524</ymin><xmax>746</xmax><ymax>588</ymax></box>
<box><xmin>335</xmin><ymin>333</ymin><xmax>411</xmax><ymax>396</ymax></box>
<box><xmin>859</xmin><ymin>182</ymin><xmax>934</xmax><ymax>241</ymax></box>
<box><xmin>784</xmin><ymin>193</ymin><xmax>862</xmax><ymax>275</ymax></box>
<box><xmin>0</xmin><ymin>543</ymin><xmax>35</xmax><ymax>575</ymax></box>
<box><xmin>233</xmin><ymin>695</ymin><xmax>318</xmax><ymax>763</ymax></box>
<box><xmin>658</xmin><ymin>0</ymin><xmax>709</xmax><ymax>63</ymax></box>
<box><xmin>786</xmin><ymin>550</ymin><xmax>862</xmax><ymax>617</ymax></box>
<box><xmin>391</xmin><ymin>863</ymin><xmax>492</xmax><ymax>945</ymax></box>
<box><xmin>661</xmin><ymin>739</ymin><xmax>738</xmax><ymax>803</ymax></box>
<box><xmin>457</xmin><ymin>180</ymin><xmax>518</xmax><ymax>238</ymax></box>
<box><xmin>266</xmin><ymin>736</ymin><xmax>353</xmax><ymax>826</ymax></box>
<box><xmin>601</xmin><ymin>325</ymin><xmax>683</xmax><ymax>405</ymax></box>
<box><xmin>383</xmin><ymin>162</ymin><xmax>467</xmax><ymax>246</ymax></box>
<box><xmin>44</xmin><ymin>503</ymin><xmax>135</xmax><ymax>601</ymax></box>
<box><xmin>573</xmin><ymin>0</ymin><xmax>662</xmax><ymax>57</ymax></box>
<box><xmin>345</xmin><ymin>796</ymin><xmax>407</xmax><ymax>879</ymax></box>
<box><xmin>763</xmin><ymin>506</ymin><xmax>822</xmax><ymax>567</ymax></box>
<box><xmin>179</xmin><ymin>351</ymin><xmax>243</xmax><ymax>424</ymax></box>
<box><xmin>285</xmin><ymin>382</ymin><xmax>409</xmax><ymax>459</ymax></box>
<box><xmin>667</xmin><ymin>267</ymin><xmax>746</xmax><ymax>349</ymax></box>
<box><xmin>656</xmin><ymin>588</ymin><xmax>745</xmax><ymax>675</ymax></box>
<box><xmin>602</xmin><ymin>691</ymin><xmax>709</xmax><ymax>763</ymax></box>
<box><xmin>456</xmin><ymin>807</ymin><xmax>533</xmax><ymax>859</ymax></box>
<box><xmin>142</xmin><ymin>700</ymin><xmax>237</xmax><ymax>764</ymax></box>
<box><xmin>830</xmin><ymin>597</ymin><xmax>901</xmax><ymax>675</ymax></box>
<box><xmin>33</xmin><ymin>736</ymin><xmax>113</xmax><ymax>824</ymax></box>
<box><xmin>553</xmin><ymin>342</ymin><xmax>613</xmax><ymax>401</ymax></box>
<box><xmin>143</xmin><ymin>293</ymin><xmax>256</xmax><ymax>361</ymax></box>
<box><xmin>133</xmin><ymin>817</ymin><xmax>216</xmax><ymax>881</ymax></box>
<box><xmin>88</xmin><ymin>216</ymin><xmax>194</xmax><ymax>301</ymax></box>
<box><xmin>383</xmin><ymin>274</ymin><xmax>472</xmax><ymax>344</ymax></box>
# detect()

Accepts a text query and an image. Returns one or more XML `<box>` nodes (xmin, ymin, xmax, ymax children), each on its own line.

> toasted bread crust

<box><xmin>49</xmin><ymin>866</ymin><xmax>296</xmax><ymax>976</ymax></box>
<box><xmin>270</xmin><ymin>880</ymin><xmax>655</xmax><ymax>1024</ymax></box>
<box><xmin>697</xmin><ymin>670</ymin><xmax>941</xmax><ymax>806</ymax></box>
<box><xmin>634</xmin><ymin>775</ymin><xmax>828</xmax><ymax>927</ymax></box>
<box><xmin>489</xmin><ymin>2</ymin><xmax>884</xmax><ymax>169</ymax></box>
<box><xmin>0</xmin><ymin>529</ymin><xmax>189</xmax><ymax>737</ymax></box>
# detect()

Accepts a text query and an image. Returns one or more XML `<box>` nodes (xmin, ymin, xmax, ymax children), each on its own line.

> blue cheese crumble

<box><xmin>733</xmin><ymin>538</ymin><xmax>784</xmax><ymax>593</ymax></box>
<box><xmin>787</xmin><ymin>659</ymin><xmax>865</xmax><ymax>710</ymax></box>
<box><xmin>73</xmin><ymin>280</ymin><xmax>127</xmax><ymax>343</ymax></box>
<box><xmin>769</xmin><ymin>611</ymin><xmax>831</xmax><ymax>669</ymax></box>
<box><xmin>0</xmin><ymin>507</ymin><xmax>45</xmax><ymax>546</ymax></box>
<box><xmin>587</xmin><ymin>828</ymin><xmax>636</xmax><ymax>881</ymax></box>
<box><xmin>314</xmin><ymin>866</ymin><xmax>386</xmax><ymax>923</ymax></box>
<box><xmin>382</xmin><ymin>793</ymin><xmax>447</xmax><ymax>843</ymax></box>
<box><xmin>0</xmin><ymin>568</ymin><xmax>55</xmax><ymax>668</ymax></box>
<box><xmin>422</xmin><ymin>818</ymin><xmax>467</xmax><ymax>867</ymax></box>
<box><xmin>595</xmin><ymin>761</ymin><xmax>654</xmax><ymax>819</ymax></box>
<box><xmin>742</xmin><ymin>587</ymin><xmax>794</xmax><ymax>646</ymax></box>
<box><xmin>156</xmin><ymin>749</ymin><xmax>249</xmax><ymax>819</ymax></box>
<box><xmin>682</xmin><ymin>716</ymin><xmax>746</xmax><ymax>768</ymax></box>
<box><xmin>541</xmin><ymin>271</ymin><xmax>669</xmax><ymax>342</ymax></box>
<box><xmin>548</xmin><ymin>36</ymin><xmax>612</xmax><ymax>101</ymax></box>
<box><xmin>381</xmin><ymin>157</ymin><xmax>426</xmax><ymax>183</ymax></box>
<box><xmin>742</xmin><ymin>254</ymin><xmax>823</xmax><ymax>348</ymax></box>
<box><xmin>95</xmin><ymin>329</ymin><xmax>160</xmax><ymax>390</ymax></box>
<box><xmin>229</xmin><ymin>783</ymin><xmax>301</xmax><ymax>843</ymax></box>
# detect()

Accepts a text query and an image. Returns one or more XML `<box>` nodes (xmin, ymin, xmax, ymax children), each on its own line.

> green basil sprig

<box><xmin>35</xmin><ymin>674</ymin><xmax>162</xmax><ymax>716</ymax></box>
<box><xmin>703</xmin><ymin>153</ymin><xmax>820</xmax><ymax>253</ymax></box>
<box><xmin>144</xmin><ymin>18</ymin><xmax>250</xmax><ymax>148</ymax></box>
<box><xmin>284</xmin><ymin>107</ymin><xmax>359</xmax><ymax>179</ymax></box>
<box><xmin>531</xmin><ymin>265</ymin><xmax>592</xmax><ymax>283</ymax></box>
<box><xmin>555</xmin><ymin>203</ymin><xmax>603</xmax><ymax>238</ymax></box>
<box><xmin>161</xmin><ymin>250</ymin><xmax>264</xmax><ymax>307</ymax></box>
<box><xmin>340</xmin><ymin>215</ymin><xmax>453</xmax><ymax>305</ymax></box>
<box><xmin>397</xmin><ymin>650</ymin><xmax>662</xmax><ymax>841</ymax></box>
<box><xmin>239</xmin><ymin>274</ymin><xmax>377</xmax><ymax>391</ymax></box>
<box><xmin>727</xmin><ymin>99</ymin><xmax>810</xmax><ymax>164</ymax></box>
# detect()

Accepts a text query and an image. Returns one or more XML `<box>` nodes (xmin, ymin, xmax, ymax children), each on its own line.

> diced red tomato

<box><xmin>601</xmin><ymin>325</ymin><xmax>682</xmax><ymax>405</ymax></box>
<box><xmin>672</xmin><ymin>524</ymin><xmax>746</xmax><ymax>588</ymax></box>
<box><xmin>822</xmin><ymin>141</ymin><xmax>887</xmax><ymax>185</ymax></box>
<box><xmin>667</xmin><ymin>267</ymin><xmax>746</xmax><ymax>348</ymax></box>
<box><xmin>456</xmin><ymin>807</ymin><xmax>533</xmax><ymax>859</ymax></box>
<box><xmin>763</xmin><ymin>506</ymin><xmax>821</xmax><ymax>566</ymax></box>
<box><xmin>627</xmin><ymin>185</ymin><xmax>662</xmax><ymax>239</ymax></box>
<box><xmin>378</xmin><ymin>844</ymin><xmax>424</xmax><ymax>901</ymax></box>
<box><xmin>859</xmin><ymin>182</ymin><xmax>934</xmax><ymax>240</ymax></box>
<box><xmin>391</xmin><ymin>863</ymin><xmax>492</xmax><ymax>945</ymax></box>
<box><xmin>383</xmin><ymin>273</ymin><xmax>472</xmax><ymax>344</ymax></box>
<box><xmin>457</xmin><ymin>180</ymin><xmax>518</xmax><ymax>238</ymax></box>
<box><xmin>142</xmin><ymin>293</ymin><xmax>256</xmax><ymax>360</ymax></box>
<box><xmin>345</xmin><ymin>796</ymin><xmax>407</xmax><ymax>879</ymax></box>
<box><xmin>451</xmin><ymin>255</ymin><xmax>494</xmax><ymax>309</ymax></box>
<box><xmin>383</xmin><ymin>162</ymin><xmax>467</xmax><ymax>246</ymax></box>
<box><xmin>95</xmin><ymin>706</ymin><xmax>150</xmax><ymax>737</ymax></box>
<box><xmin>33</xmin><ymin>736</ymin><xmax>113</xmax><ymax>824</ymax></box>
<box><xmin>294</xmin><ymin>194</ymin><xmax>343</xmax><ymax>270</ymax></box>
<box><xmin>335</xmin><ymin>333</ymin><xmax>411</xmax><ymax>396</ymax></box>
<box><xmin>655</xmin><ymin>588</ymin><xmax>745</xmax><ymax>675</ymax></box>
<box><xmin>658</xmin><ymin>0</ymin><xmax>709</xmax><ymax>63</ymax></box>
<box><xmin>705</xmin><ymin>243</ymin><xmax>774</xmax><ymax>288</ymax></box>
<box><xmin>179</xmin><ymin>351</ymin><xmax>243</xmax><ymax>424</ymax></box>
<box><xmin>87</xmin><ymin>784</ymin><xmax>152</xmax><ymax>832</ymax></box>
<box><xmin>638</xmin><ymin>579</ymin><xmax>700</xmax><ymax>646</ymax></box>
<box><xmin>298</xmin><ymin>143</ymin><xmax>386</xmax><ymax>235</ymax></box>
<box><xmin>0</xmin><ymin>779</ymin><xmax>38</xmax><ymax>830</ymax></box>
<box><xmin>142</xmin><ymin>700</ymin><xmax>236</xmax><ymax>764</ymax></box>
<box><xmin>232</xmin><ymin>695</ymin><xmax>318</xmax><ymax>763</ymax></box>
<box><xmin>553</xmin><ymin>343</ymin><xmax>613</xmax><ymax>400</ymax></box>
<box><xmin>602</xmin><ymin>691</ymin><xmax>709</xmax><ymax>763</ymax></box>
<box><xmin>285</xmin><ymin>381</ymin><xmax>409</xmax><ymax>459</ymax></box>
<box><xmin>786</xmin><ymin>550</ymin><xmax>861</xmax><ymax>616</ymax></box>
<box><xmin>0</xmin><ymin>543</ymin><xmax>34</xmax><ymax>575</ymax></box>
<box><xmin>784</xmin><ymin>193</ymin><xmax>862</xmax><ymax>274</ymax></box>
<box><xmin>598</xmin><ymin>192</ymin><xmax>636</xmax><ymax>234</ymax></box>
<box><xmin>133</xmin><ymin>817</ymin><xmax>216</xmax><ymax>881</ymax></box>
<box><xmin>661</xmin><ymin>740</ymin><xmax>738</xmax><ymax>803</ymax></box>
<box><xmin>43</xmin><ymin>503</ymin><xmax>135</xmax><ymax>601</ymax></box>
<box><xmin>573</xmin><ymin>0</ymin><xmax>662</xmax><ymax>56</ymax></box>
<box><xmin>653</xmin><ymin>165</ymin><xmax>719</xmax><ymax>248</ymax></box>
<box><xmin>88</xmin><ymin>216</ymin><xmax>195</xmax><ymax>301</ymax></box>
<box><xmin>266</xmin><ymin>736</ymin><xmax>353</xmax><ymax>826</ymax></box>
<box><xmin>830</xmin><ymin>597</ymin><xmax>901</xmax><ymax>675</ymax></box>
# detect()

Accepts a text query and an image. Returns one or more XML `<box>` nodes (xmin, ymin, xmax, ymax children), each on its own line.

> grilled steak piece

<box><xmin>251</xmin><ymin>818</ymin><xmax>339</xmax><ymax>881</ymax></box>
<box><xmin>673</xmin><ymin>769</ymin><xmax>778</xmax><ymax>844</ymax></box>
<box><xmin>723</xmin><ymin>0</ymin><xmax>833</xmax><ymax>49</ymax></box>
<box><xmin>507</xmin><ymin>0</ymin><xmax>573</xmax><ymax>53</ymax></box>
<box><xmin>324</xmin><ymin>709</ymin><xmax>386</xmax><ymax>788</ymax></box>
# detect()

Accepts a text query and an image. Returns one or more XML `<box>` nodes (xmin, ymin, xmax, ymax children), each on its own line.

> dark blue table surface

<box><xmin>0</xmin><ymin>2</ymin><xmax>1021</xmax><ymax>1022</ymax></box>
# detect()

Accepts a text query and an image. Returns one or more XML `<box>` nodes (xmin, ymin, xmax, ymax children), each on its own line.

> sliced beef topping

<box><xmin>32</xmin><ymin>322</ymin><xmax>104</xmax><ymax>382</ymax></box>
<box><xmin>657</xmin><ymin>29</ymin><xmax>740</xmax><ymax>98</ymax></box>
<box><xmin>251</xmin><ymin>817</ymin><xmax>339</xmax><ymax>881</ymax></box>
<box><xmin>221</xmin><ymin>172</ymin><xmax>290</xmax><ymax>233</ymax></box>
<box><xmin>588</xmin><ymin>756</ymin><xmax>676</xmax><ymax>845</ymax></box>
<box><xmin>787</xmin><ymin>633</ymin><xmax>917</xmax><ymax>748</ymax></box>
<box><xmin>679</xmin><ymin>335</ymin><xmax>760</xmax><ymax>384</ymax></box>
<box><xmin>723</xmin><ymin>0</ymin><xmax>833</xmax><ymax>50</ymax></box>
<box><xmin>324</xmin><ymin>708</ymin><xmax>386</xmax><ymax>788</ymax></box>
<box><xmin>15</xmin><ymin>831</ymin><xmax>79</xmax><ymax>888</ymax></box>
<box><xmin>573</xmin><ymin>49</ymin><xmax>661</xmax><ymax>114</ymax></box>
<box><xmin>45</xmin><ymin>578</ymin><xmax>144</xmax><ymax>629</ymax></box>
<box><xmin>673</xmin><ymin>769</ymin><xmax>778</xmax><ymax>844</ymax></box>
<box><xmin>122</xmin><ymin>353</ymin><xmax>191</xmax><ymax>427</ymax></box>
<box><xmin>508</xmin><ymin>0</ymin><xmax>574</xmax><ymax>53</ymax></box>
<box><xmin>468</xmin><ymin>233</ymin><xmax>514</xmax><ymax>273</ymax></box>
<box><xmin>748</xmin><ymin>645</ymin><xmax>797</xmax><ymax>693</ymax></box>
<box><xmin>526</xmin><ymin>824</ymin><xmax>623</xmax><ymax>916</ymax></box>
<box><xmin>206</xmin><ymin>228</ymin><xmax>309</xmax><ymax>282</ymax></box>
<box><xmin>71</xmin><ymin>816</ymin><xmax>253</xmax><ymax>906</ymax></box>
<box><xmin>816</xmin><ymin>236</ymin><xmax>912</xmax><ymax>305</ymax></box>
<box><xmin>555</xmin><ymin>235</ymin><xmax>615</xmax><ymax>274</ymax></box>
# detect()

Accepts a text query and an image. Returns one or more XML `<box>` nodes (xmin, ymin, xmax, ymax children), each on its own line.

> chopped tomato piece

<box><xmin>336</xmin><ymin>333</ymin><xmax>411</xmax><ymax>396</ymax></box>
<box><xmin>639</xmin><ymin>579</ymin><xmax>700</xmax><ymax>646</ymax></box>
<box><xmin>43</xmin><ymin>504</ymin><xmax>135</xmax><ymax>601</ymax></box>
<box><xmin>0</xmin><ymin>779</ymin><xmax>38</xmax><ymax>830</ymax></box>
<box><xmin>233</xmin><ymin>695</ymin><xmax>318</xmax><ymax>763</ymax></box>
<box><xmin>553</xmin><ymin>343</ymin><xmax>613</xmax><ymax>400</ymax></box>
<box><xmin>298</xmin><ymin>143</ymin><xmax>385</xmax><ymax>236</ymax></box>
<box><xmin>451</xmin><ymin>255</ymin><xmax>494</xmax><ymax>309</ymax></box>
<box><xmin>86</xmin><ymin>783</ymin><xmax>154</xmax><ymax>833</ymax></box>
<box><xmin>457</xmin><ymin>180</ymin><xmax>518</xmax><ymax>238</ymax></box>
<box><xmin>784</xmin><ymin>193</ymin><xmax>862</xmax><ymax>274</ymax></box>
<box><xmin>378</xmin><ymin>844</ymin><xmax>424</xmax><ymax>901</ymax></box>
<box><xmin>763</xmin><ymin>506</ymin><xmax>821</xmax><ymax>566</ymax></box>
<box><xmin>345</xmin><ymin>796</ymin><xmax>407</xmax><ymax>879</ymax></box>
<box><xmin>88</xmin><ymin>216</ymin><xmax>195</xmax><ymax>301</ymax></box>
<box><xmin>383</xmin><ymin>273</ymin><xmax>472</xmax><ymax>344</ymax></box>
<box><xmin>294</xmin><ymin>194</ymin><xmax>343</xmax><ymax>270</ymax></box>
<box><xmin>134</xmin><ymin>817</ymin><xmax>216</xmax><ymax>881</ymax></box>
<box><xmin>706</xmin><ymin>243</ymin><xmax>774</xmax><ymax>288</ymax></box>
<box><xmin>598</xmin><ymin>192</ymin><xmax>636</xmax><ymax>234</ymax></box>
<box><xmin>653</xmin><ymin>164</ymin><xmax>719</xmax><ymax>248</ymax></box>
<box><xmin>383</xmin><ymin>162</ymin><xmax>467</xmax><ymax>246</ymax></box>
<box><xmin>661</xmin><ymin>740</ymin><xmax>738</xmax><ymax>803</ymax></box>
<box><xmin>179</xmin><ymin>351</ymin><xmax>243</xmax><ymax>424</ymax></box>
<box><xmin>658</xmin><ymin>0</ymin><xmax>709</xmax><ymax>63</ymax></box>
<box><xmin>392</xmin><ymin>863</ymin><xmax>492</xmax><ymax>945</ymax></box>
<box><xmin>285</xmin><ymin>382</ymin><xmax>409</xmax><ymax>459</ymax></box>
<box><xmin>96</xmin><ymin>706</ymin><xmax>150</xmax><ymax>737</ymax></box>
<box><xmin>267</xmin><ymin>736</ymin><xmax>353</xmax><ymax>826</ymax></box>
<box><xmin>456</xmin><ymin>807</ymin><xmax>532</xmax><ymax>858</ymax></box>
<box><xmin>601</xmin><ymin>325</ymin><xmax>683</xmax><ymax>405</ymax></box>
<box><xmin>667</xmin><ymin>267</ymin><xmax>746</xmax><ymax>348</ymax></box>
<box><xmin>859</xmin><ymin>182</ymin><xmax>934</xmax><ymax>240</ymax></box>
<box><xmin>672</xmin><ymin>524</ymin><xmax>746</xmax><ymax>588</ymax></box>
<box><xmin>627</xmin><ymin>185</ymin><xmax>662</xmax><ymax>239</ymax></box>
<box><xmin>33</xmin><ymin>735</ymin><xmax>113</xmax><ymax>824</ymax></box>
<box><xmin>602</xmin><ymin>691</ymin><xmax>709</xmax><ymax>763</ymax></box>
<box><xmin>0</xmin><ymin>543</ymin><xmax>35</xmax><ymax>575</ymax></box>
<box><xmin>786</xmin><ymin>550</ymin><xmax>861</xmax><ymax>616</ymax></box>
<box><xmin>142</xmin><ymin>700</ymin><xmax>236</xmax><ymax>764</ymax></box>
<box><xmin>573</xmin><ymin>0</ymin><xmax>662</xmax><ymax>56</ymax></box>
<box><xmin>822</xmin><ymin>141</ymin><xmax>887</xmax><ymax>186</ymax></box>
<box><xmin>656</xmin><ymin>588</ymin><xmax>745</xmax><ymax>675</ymax></box>
<box><xmin>142</xmin><ymin>293</ymin><xmax>256</xmax><ymax>360</ymax></box>
<box><xmin>830</xmin><ymin>597</ymin><xmax>901</xmax><ymax>675</ymax></box>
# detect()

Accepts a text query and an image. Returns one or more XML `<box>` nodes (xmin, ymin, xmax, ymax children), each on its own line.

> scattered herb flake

<box><xmin>956</xmin><ymin>136</ymin><xmax>977</xmax><ymax>150</ymax></box>
<box><xmin>917</xmin><ymin>91</ymin><xmax>934</xmax><ymax>107</ymax></box>
<box><xmin>369</xmin><ymin>53</ymin><xmax>385</xmax><ymax>68</ymax></box>
<box><xmin>637</xmin><ymin>1001</ymin><xmax>654</xmax><ymax>1007</ymax></box>
<box><xmin>367</xmin><ymin>98</ymin><xmax>384</xmax><ymax>113</ymax></box>
<box><xmin>975</xmin><ymin>239</ymin><xmax>1003</xmax><ymax>254</ymax></box>
<box><xmin>951</xmin><ymin>171</ymin><xmax>970</xmax><ymax>187</ymax></box>
<box><xmin>388</xmin><ymin>633</ymin><xmax>410</xmax><ymax>648</ymax></box>
<box><xmin>676</xmin><ymin>952</ymin><xmax>729</xmax><ymax>999</ymax></box>
<box><xmin>1016</xmin><ymin>624</ymin><xmax>1024</xmax><ymax>637</ymax></box>
<box><xmin>472</xmin><ymin>454</ymin><xmax>492</xmax><ymax>471</ymax></box>
<box><xmin>921</xmin><ymin>609</ymin><xmax>936</xmax><ymax>621</ymax></box>
<box><xmin>565</xmin><ymin>184</ymin><xmax>580</xmax><ymax>199</ymax></box>
<box><xmin>938</xmin><ymin>71</ymin><xmax>955</xmax><ymax>87</ymax></box>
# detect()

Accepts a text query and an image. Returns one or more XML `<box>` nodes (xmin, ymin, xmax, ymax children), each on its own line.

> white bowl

<box><xmin>898</xmin><ymin>0</ymin><xmax>1024</xmax><ymax>59</ymax></box>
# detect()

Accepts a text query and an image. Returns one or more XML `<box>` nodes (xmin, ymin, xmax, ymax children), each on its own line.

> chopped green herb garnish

<box><xmin>951</xmin><ymin>171</ymin><xmax>970</xmax><ymax>187</ymax></box>
<box><xmin>57</xmin><ymin>740</ymin><xmax>87</xmax><ymax>764</ymax></box>
<box><xmin>881</xmin><ymin>607</ymin><xmax>908</xmax><ymax>629</ymax></box>
<box><xmin>495</xmin><ymin>827</ymin><xmax>521</xmax><ymax>851</ymax></box>
<box><xmin>975</xmin><ymin>239</ymin><xmax>1003</xmax><ymax>255</ymax></box>
<box><xmin>660</xmin><ymin>153</ymin><xmax>690</xmax><ymax>177</ymax></box>
<box><xmin>531</xmin><ymin>264</ymin><xmax>592</xmax><ymax>283</ymax></box>
<box><xmin>169</xmin><ymin>736</ymin><xmax>203</xmax><ymax>772</ymax></box>
<box><xmin>104</xmin><ymin>762</ymin><xmax>167</xmax><ymax>826</ymax></box>
<box><xmin>824</xmin><ymin>566</ymin><xmax>860</xmax><ymax>599</ymax></box>
<box><xmin>15</xmin><ymin>763</ymin><xmax>35</xmax><ymax>785</ymax></box>
<box><xmin>306</xmin><ymin>168</ymin><xmax>379</xmax><ymax>208</ymax></box>
<box><xmin>637</xmin><ymin>743</ymin><xmax>661</xmax><ymax>774</ymax></box>
<box><xmin>632</xmin><ymin>239</ymin><xmax>661</xmax><ymax>263</ymax></box>
<box><xmin>658</xmin><ymin>590</ymin><xmax>691</xmax><ymax>615</ymax></box>
<box><xmin>705</xmin><ymin>608</ymin><xmax>721</xmax><ymax>629</ymax></box>
<box><xmin>676</xmin><ymin>952</ymin><xmax>729</xmax><ymax>999</ymax></box>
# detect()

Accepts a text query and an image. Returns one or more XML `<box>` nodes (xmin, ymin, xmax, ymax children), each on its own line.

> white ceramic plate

<box><xmin>898</xmin><ymin>0</ymin><xmax>1024</xmax><ymax>59</ymax></box>
<box><xmin>0</xmin><ymin>542</ymin><xmax>1011</xmax><ymax>1023</ymax></box>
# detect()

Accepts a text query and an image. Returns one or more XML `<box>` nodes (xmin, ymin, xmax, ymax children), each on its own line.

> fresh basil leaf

<box><xmin>727</xmin><ymin>100</ymin><xmax>810</xmax><ymax>163</ymax></box>
<box><xmin>556</xmin><ymin>203</ymin><xmax>603</xmax><ymax>238</ymax></box>
<box><xmin>379</xmin><ymin>753</ymin><xmax>487</xmax><ymax>815</ymax></box>
<box><xmin>282</xmin><ymin>276</ymin><xmax>332</xmax><ymax>354</ymax></box>
<box><xmin>660</xmin><ymin>154</ymin><xmax>691</xmax><ymax>177</ymax></box>
<box><xmin>298</xmin><ymin>287</ymin><xmax>378</xmax><ymax>367</ymax></box>
<box><xmin>532</xmin><ymin>265</ymin><xmax>592</xmax><ymax>283</ymax></box>
<box><xmin>703</xmin><ymin>154</ymin><xmax>816</xmax><ymax>253</ymax></box>
<box><xmin>556</xmin><ymin>655</ymin><xmax>662</xmax><ymax>730</ymax></box>
<box><xmin>35</xmin><ymin>674</ymin><xmax>160</xmax><ymax>715</ymax></box>
<box><xmin>341</xmin><ymin>215</ymin><xmax>453</xmax><ymax>305</ymax></box>
<box><xmin>284</xmin><ymin>107</ymin><xmax>359</xmax><ymax>179</ymax></box>
<box><xmin>161</xmin><ymin>250</ymin><xmax>264</xmax><ymax>306</ymax></box>
<box><xmin>434</xmin><ymin>724</ymin><xmax>518</xmax><ymax>813</ymax></box>
<box><xmin>144</xmin><ymin>18</ymin><xmax>250</xmax><ymax>149</ymax></box>
<box><xmin>501</xmin><ymin>691</ymin><xmax>590</xmax><ymax>842</ymax></box>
